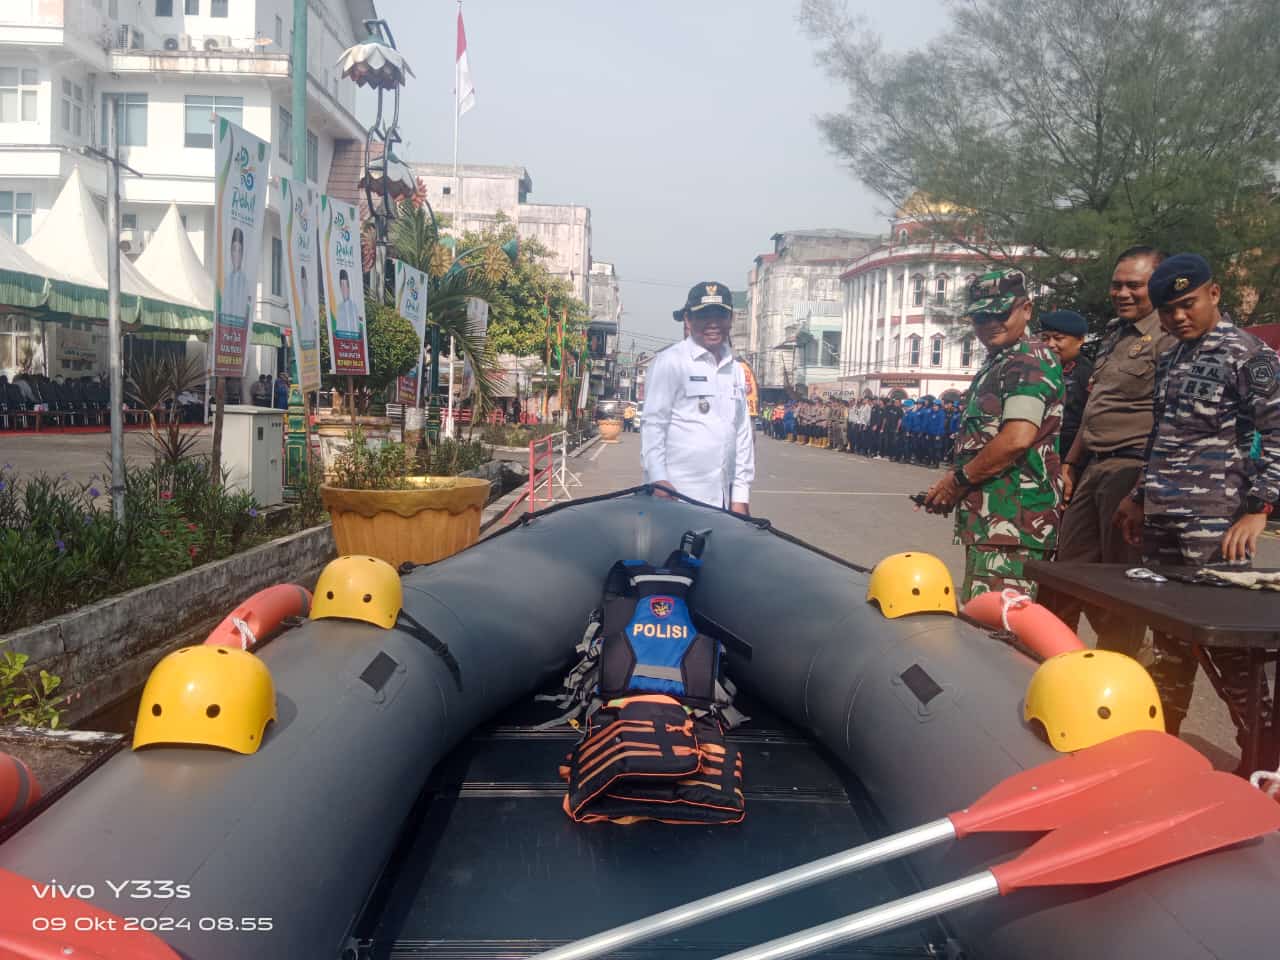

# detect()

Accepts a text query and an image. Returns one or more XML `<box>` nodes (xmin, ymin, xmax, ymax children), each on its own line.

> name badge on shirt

<box><xmin>688</xmin><ymin>375</ymin><xmax>708</xmax><ymax>382</ymax></box>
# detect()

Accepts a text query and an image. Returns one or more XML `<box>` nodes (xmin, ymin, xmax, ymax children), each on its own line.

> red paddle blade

<box><xmin>949</xmin><ymin>730</ymin><xmax>1210</xmax><ymax>837</ymax></box>
<box><xmin>992</xmin><ymin>770</ymin><xmax>1280</xmax><ymax>894</ymax></box>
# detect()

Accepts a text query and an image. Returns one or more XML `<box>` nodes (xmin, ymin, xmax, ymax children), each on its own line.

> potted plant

<box><xmin>319</xmin><ymin>427</ymin><xmax>491</xmax><ymax>568</ymax></box>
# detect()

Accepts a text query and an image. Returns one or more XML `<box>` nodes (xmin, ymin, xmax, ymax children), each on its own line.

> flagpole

<box><xmin>558</xmin><ymin>306</ymin><xmax>567</xmax><ymax>423</ymax></box>
<box><xmin>446</xmin><ymin>0</ymin><xmax>463</xmax><ymax>440</ymax></box>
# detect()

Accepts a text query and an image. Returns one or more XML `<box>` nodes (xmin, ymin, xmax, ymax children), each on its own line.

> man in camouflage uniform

<box><xmin>1114</xmin><ymin>254</ymin><xmax>1279</xmax><ymax>760</ymax></box>
<box><xmin>922</xmin><ymin>269</ymin><xmax>1064</xmax><ymax>600</ymax></box>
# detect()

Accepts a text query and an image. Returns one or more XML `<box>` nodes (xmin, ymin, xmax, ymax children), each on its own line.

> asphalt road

<box><xmin>572</xmin><ymin>429</ymin><xmax>1280</xmax><ymax>771</ymax></box>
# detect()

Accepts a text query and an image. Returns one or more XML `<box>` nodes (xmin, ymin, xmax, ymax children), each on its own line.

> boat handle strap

<box><xmin>396</xmin><ymin>611</ymin><xmax>464</xmax><ymax>693</ymax></box>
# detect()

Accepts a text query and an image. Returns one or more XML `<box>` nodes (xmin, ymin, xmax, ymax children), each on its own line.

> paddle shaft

<box><xmin>533</xmin><ymin>819</ymin><xmax>956</xmax><ymax>960</ymax></box>
<box><xmin>716</xmin><ymin>872</ymin><xmax>1000</xmax><ymax>960</ymax></box>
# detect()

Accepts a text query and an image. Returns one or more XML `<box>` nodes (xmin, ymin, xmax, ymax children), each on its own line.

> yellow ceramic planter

<box><xmin>598</xmin><ymin>419</ymin><xmax>623</xmax><ymax>442</ymax></box>
<box><xmin>320</xmin><ymin>476</ymin><xmax>491</xmax><ymax>568</ymax></box>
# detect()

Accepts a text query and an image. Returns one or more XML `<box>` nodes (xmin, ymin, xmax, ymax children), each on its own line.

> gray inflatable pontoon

<box><xmin>2</xmin><ymin>490</ymin><xmax>1278</xmax><ymax>959</ymax></box>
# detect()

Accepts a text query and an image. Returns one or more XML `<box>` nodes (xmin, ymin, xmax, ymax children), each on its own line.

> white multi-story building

<box><xmin>0</xmin><ymin>0</ymin><xmax>375</xmax><ymax>383</ymax></box>
<box><xmin>836</xmin><ymin>201</ymin><xmax>1034</xmax><ymax>402</ymax></box>
<box><xmin>413</xmin><ymin>162</ymin><xmax>592</xmax><ymax>302</ymax></box>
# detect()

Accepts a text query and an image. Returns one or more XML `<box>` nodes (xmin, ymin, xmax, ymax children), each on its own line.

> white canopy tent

<box><xmin>135</xmin><ymin>202</ymin><xmax>214</xmax><ymax>311</ymax></box>
<box><xmin>0</xmin><ymin>228</ymin><xmax>57</xmax><ymax>311</ymax></box>
<box><xmin>22</xmin><ymin>167</ymin><xmax>207</xmax><ymax>329</ymax></box>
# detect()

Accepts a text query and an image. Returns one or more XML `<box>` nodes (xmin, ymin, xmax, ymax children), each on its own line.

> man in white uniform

<box><xmin>642</xmin><ymin>281</ymin><xmax>755</xmax><ymax>514</ymax></box>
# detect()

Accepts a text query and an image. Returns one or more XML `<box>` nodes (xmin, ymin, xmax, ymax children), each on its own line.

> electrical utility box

<box><xmin>221</xmin><ymin>405</ymin><xmax>284</xmax><ymax>508</ymax></box>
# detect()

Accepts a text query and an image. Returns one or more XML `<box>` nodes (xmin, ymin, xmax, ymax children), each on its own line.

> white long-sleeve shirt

<box><xmin>641</xmin><ymin>337</ymin><xmax>755</xmax><ymax>508</ymax></box>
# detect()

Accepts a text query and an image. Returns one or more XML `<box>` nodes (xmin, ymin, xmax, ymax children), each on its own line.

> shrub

<box><xmin>0</xmin><ymin>461</ymin><xmax>264</xmax><ymax>635</ymax></box>
<box><xmin>424</xmin><ymin>439</ymin><xmax>491</xmax><ymax>477</ymax></box>
<box><xmin>328</xmin><ymin>426</ymin><xmax>417</xmax><ymax>490</ymax></box>
<box><xmin>1</xmin><ymin>639</ymin><xmax>65</xmax><ymax>728</ymax></box>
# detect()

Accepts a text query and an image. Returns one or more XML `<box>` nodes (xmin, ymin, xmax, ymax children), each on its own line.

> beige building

<box><xmin>746</xmin><ymin>229</ymin><xmax>879</xmax><ymax>390</ymax></box>
<box><xmin>413</xmin><ymin>162</ymin><xmax>591</xmax><ymax>302</ymax></box>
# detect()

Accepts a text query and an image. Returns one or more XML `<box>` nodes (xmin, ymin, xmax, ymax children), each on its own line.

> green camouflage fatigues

<box><xmin>954</xmin><ymin>338</ymin><xmax>1065</xmax><ymax>600</ymax></box>
<box><xmin>1138</xmin><ymin>316</ymin><xmax>1280</xmax><ymax>748</ymax></box>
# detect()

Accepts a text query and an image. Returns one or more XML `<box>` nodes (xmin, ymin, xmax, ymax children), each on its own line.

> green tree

<box><xmin>450</xmin><ymin>218</ymin><xmax>589</xmax><ymax>360</ymax></box>
<box><xmin>801</xmin><ymin>0</ymin><xmax>1280</xmax><ymax>323</ymax></box>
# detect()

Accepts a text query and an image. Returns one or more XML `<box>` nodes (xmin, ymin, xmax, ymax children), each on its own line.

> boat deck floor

<box><xmin>352</xmin><ymin>696</ymin><xmax>947</xmax><ymax>959</ymax></box>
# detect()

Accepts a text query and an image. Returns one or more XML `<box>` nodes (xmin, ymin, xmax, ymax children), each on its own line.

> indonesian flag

<box><xmin>456</xmin><ymin>8</ymin><xmax>476</xmax><ymax>117</ymax></box>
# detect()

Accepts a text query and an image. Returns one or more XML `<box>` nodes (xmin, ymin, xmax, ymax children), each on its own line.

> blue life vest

<box><xmin>598</xmin><ymin>557</ymin><xmax>720</xmax><ymax>707</ymax></box>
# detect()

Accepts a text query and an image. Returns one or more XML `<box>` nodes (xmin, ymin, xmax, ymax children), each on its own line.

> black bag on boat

<box><xmin>559</xmin><ymin>696</ymin><xmax>745</xmax><ymax>825</ymax></box>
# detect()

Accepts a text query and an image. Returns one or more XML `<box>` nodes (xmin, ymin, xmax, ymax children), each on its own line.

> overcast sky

<box><xmin>372</xmin><ymin>0</ymin><xmax>946</xmax><ymax>349</ymax></box>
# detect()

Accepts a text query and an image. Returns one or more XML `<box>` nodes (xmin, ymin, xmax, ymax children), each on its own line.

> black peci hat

<box><xmin>683</xmin><ymin>281</ymin><xmax>733</xmax><ymax>314</ymax></box>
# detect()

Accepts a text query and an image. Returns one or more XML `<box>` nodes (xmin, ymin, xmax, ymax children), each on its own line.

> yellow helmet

<box><xmin>866</xmin><ymin>551</ymin><xmax>958</xmax><ymax>618</ymax></box>
<box><xmin>1024</xmin><ymin>649</ymin><xmax>1164</xmax><ymax>752</ymax></box>
<box><xmin>133</xmin><ymin>646</ymin><xmax>276</xmax><ymax>755</ymax></box>
<box><xmin>310</xmin><ymin>555</ymin><xmax>402</xmax><ymax>628</ymax></box>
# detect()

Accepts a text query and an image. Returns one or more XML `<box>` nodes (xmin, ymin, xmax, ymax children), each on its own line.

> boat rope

<box><xmin>230</xmin><ymin>617</ymin><xmax>257</xmax><ymax>651</ymax></box>
<box><xmin>996</xmin><ymin>590</ymin><xmax>1034</xmax><ymax>634</ymax></box>
<box><xmin>484</xmin><ymin>483</ymin><xmax>874</xmax><ymax>576</ymax></box>
<box><xmin>1252</xmin><ymin>764</ymin><xmax>1280</xmax><ymax>799</ymax></box>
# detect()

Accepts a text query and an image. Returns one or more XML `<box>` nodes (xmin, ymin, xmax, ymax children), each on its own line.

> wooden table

<box><xmin>1026</xmin><ymin>561</ymin><xmax>1279</xmax><ymax>773</ymax></box>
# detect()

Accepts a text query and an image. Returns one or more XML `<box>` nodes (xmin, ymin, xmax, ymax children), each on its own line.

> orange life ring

<box><xmin>962</xmin><ymin>589</ymin><xmax>1086</xmax><ymax>660</ymax></box>
<box><xmin>0</xmin><ymin>866</ymin><xmax>183</xmax><ymax>959</ymax></box>
<box><xmin>204</xmin><ymin>583</ymin><xmax>312</xmax><ymax>651</ymax></box>
<box><xmin>1</xmin><ymin>752</ymin><xmax>41</xmax><ymax>828</ymax></box>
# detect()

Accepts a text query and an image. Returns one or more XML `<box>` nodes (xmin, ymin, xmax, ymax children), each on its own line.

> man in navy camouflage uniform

<box><xmin>1115</xmin><ymin>254</ymin><xmax>1279</xmax><ymax>761</ymax></box>
<box><xmin>922</xmin><ymin>269</ymin><xmax>1065</xmax><ymax>600</ymax></box>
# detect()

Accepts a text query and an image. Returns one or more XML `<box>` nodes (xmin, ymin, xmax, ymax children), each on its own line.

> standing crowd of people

<box><xmin>761</xmin><ymin>396</ymin><xmax>963</xmax><ymax>468</ymax></box>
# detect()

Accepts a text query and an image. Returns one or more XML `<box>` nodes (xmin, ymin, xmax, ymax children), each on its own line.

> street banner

<box><xmin>739</xmin><ymin>360</ymin><xmax>759</xmax><ymax>417</ymax></box>
<box><xmin>577</xmin><ymin>350</ymin><xmax>590</xmax><ymax>410</ymax></box>
<box><xmin>394</xmin><ymin>259</ymin><xmax>429</xmax><ymax>404</ymax></box>
<box><xmin>212</xmin><ymin>117</ymin><xmax>268</xmax><ymax>378</ymax></box>
<box><xmin>460</xmin><ymin>296</ymin><xmax>489</xmax><ymax>398</ymax></box>
<box><xmin>321</xmin><ymin>195</ymin><xmax>369</xmax><ymax>375</ymax></box>
<box><xmin>280</xmin><ymin>177</ymin><xmax>321</xmax><ymax>392</ymax></box>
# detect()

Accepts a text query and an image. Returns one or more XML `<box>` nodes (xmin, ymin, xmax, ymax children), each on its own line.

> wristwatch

<box><xmin>953</xmin><ymin>464</ymin><xmax>972</xmax><ymax>488</ymax></box>
<box><xmin>1245</xmin><ymin>494</ymin><xmax>1275</xmax><ymax>516</ymax></box>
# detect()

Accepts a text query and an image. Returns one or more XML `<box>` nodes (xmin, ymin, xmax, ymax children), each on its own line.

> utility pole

<box><xmin>105</xmin><ymin>98</ymin><xmax>125</xmax><ymax>522</ymax></box>
<box><xmin>83</xmin><ymin>101</ymin><xmax>142</xmax><ymax>521</ymax></box>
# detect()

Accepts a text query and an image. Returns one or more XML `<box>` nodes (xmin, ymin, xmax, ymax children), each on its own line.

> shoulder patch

<box><xmin>1245</xmin><ymin>352</ymin><xmax>1279</xmax><ymax>396</ymax></box>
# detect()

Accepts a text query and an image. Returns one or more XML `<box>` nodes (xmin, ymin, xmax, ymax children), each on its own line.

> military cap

<box><xmin>1148</xmin><ymin>254</ymin><xmax>1213</xmax><ymax>308</ymax></box>
<box><xmin>683</xmin><ymin>281</ymin><xmax>733</xmax><ymax>314</ymax></box>
<box><xmin>1039</xmin><ymin>309</ymin><xmax>1088</xmax><ymax>338</ymax></box>
<box><xmin>965</xmin><ymin>268</ymin><xmax>1028</xmax><ymax>317</ymax></box>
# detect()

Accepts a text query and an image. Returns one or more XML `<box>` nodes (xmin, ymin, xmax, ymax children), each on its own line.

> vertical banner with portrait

<box><xmin>280</xmin><ymin>177</ymin><xmax>321</xmax><ymax>392</ymax></box>
<box><xmin>739</xmin><ymin>360</ymin><xmax>759</xmax><ymax>418</ymax></box>
<box><xmin>321</xmin><ymin>195</ymin><xmax>369</xmax><ymax>376</ymax></box>
<box><xmin>459</xmin><ymin>297</ymin><xmax>489</xmax><ymax>399</ymax></box>
<box><xmin>213</xmin><ymin>117</ymin><xmax>268</xmax><ymax>378</ymax></box>
<box><xmin>393</xmin><ymin>259</ymin><xmax>429</xmax><ymax>405</ymax></box>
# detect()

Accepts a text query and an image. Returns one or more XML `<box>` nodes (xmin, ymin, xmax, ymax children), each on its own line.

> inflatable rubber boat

<box><xmin>2</xmin><ymin>489</ymin><xmax>1279</xmax><ymax>960</ymax></box>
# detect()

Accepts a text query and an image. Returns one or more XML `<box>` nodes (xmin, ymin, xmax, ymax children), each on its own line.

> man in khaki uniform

<box><xmin>1048</xmin><ymin>246</ymin><xmax>1176</xmax><ymax>655</ymax></box>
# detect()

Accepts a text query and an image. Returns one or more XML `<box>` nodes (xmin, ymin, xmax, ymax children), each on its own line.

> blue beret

<box><xmin>1148</xmin><ymin>254</ymin><xmax>1213</xmax><ymax>308</ymax></box>
<box><xmin>1039</xmin><ymin>310</ymin><xmax>1088</xmax><ymax>338</ymax></box>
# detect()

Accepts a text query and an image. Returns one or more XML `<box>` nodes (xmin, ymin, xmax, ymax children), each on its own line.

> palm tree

<box><xmin>390</xmin><ymin>199</ymin><xmax>502</xmax><ymax>413</ymax></box>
